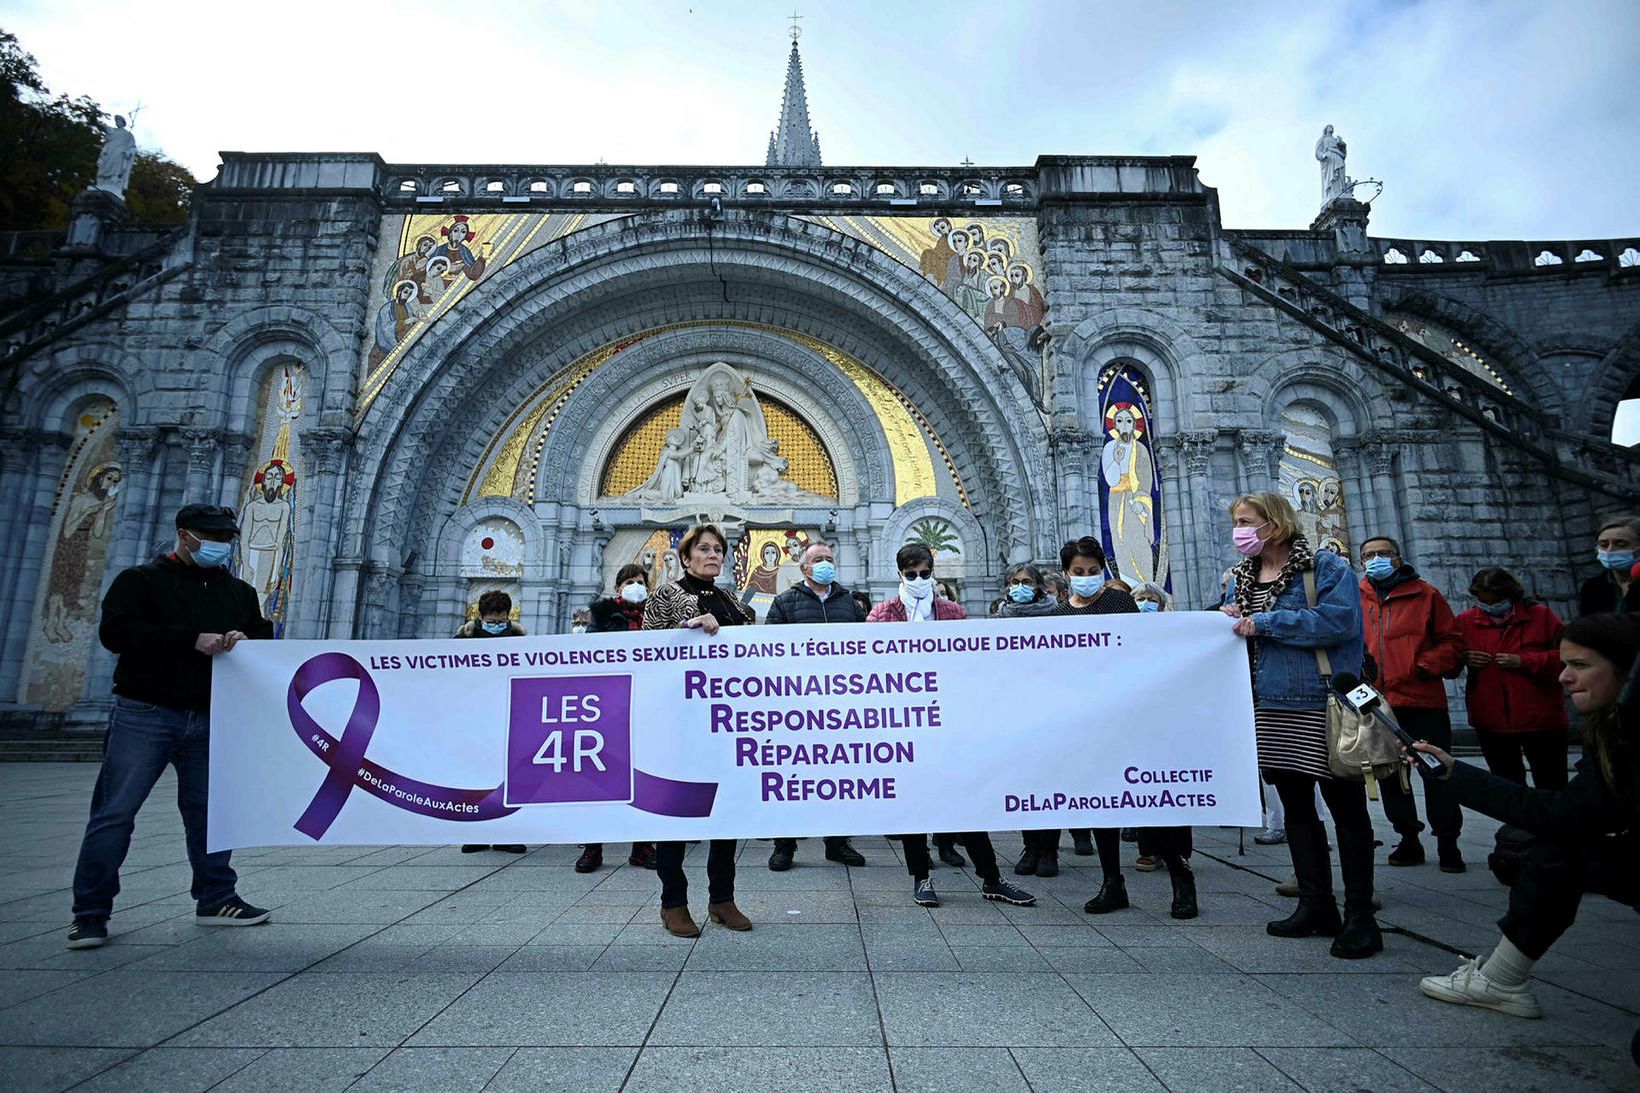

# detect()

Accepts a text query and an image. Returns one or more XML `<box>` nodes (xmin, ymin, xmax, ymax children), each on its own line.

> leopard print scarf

<box><xmin>1231</xmin><ymin>534</ymin><xmax>1317</xmax><ymax>618</ymax></box>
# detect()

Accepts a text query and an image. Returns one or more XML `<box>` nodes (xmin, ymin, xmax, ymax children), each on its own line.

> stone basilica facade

<box><xmin>1</xmin><ymin>42</ymin><xmax>1637</xmax><ymax>733</ymax></box>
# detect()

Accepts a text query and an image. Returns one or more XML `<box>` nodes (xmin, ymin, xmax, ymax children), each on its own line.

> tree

<box><xmin>0</xmin><ymin>28</ymin><xmax>196</xmax><ymax>231</ymax></box>
<box><xmin>126</xmin><ymin>152</ymin><xmax>195</xmax><ymax>225</ymax></box>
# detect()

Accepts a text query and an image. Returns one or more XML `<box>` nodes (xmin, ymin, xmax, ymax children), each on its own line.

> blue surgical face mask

<box><xmin>1137</xmin><ymin>599</ymin><xmax>1162</xmax><ymax>613</ymax></box>
<box><xmin>1364</xmin><ymin>556</ymin><xmax>1396</xmax><ymax>580</ymax></box>
<box><xmin>1007</xmin><ymin>582</ymin><xmax>1035</xmax><ymax>604</ymax></box>
<box><xmin>188</xmin><ymin>536</ymin><xmax>233</xmax><ymax>568</ymax></box>
<box><xmin>1478</xmin><ymin>600</ymin><xmax>1512</xmax><ymax>618</ymax></box>
<box><xmin>1069</xmin><ymin>574</ymin><xmax>1105</xmax><ymax>598</ymax></box>
<box><xmin>481</xmin><ymin>620</ymin><xmax>508</xmax><ymax>635</ymax></box>
<box><xmin>1598</xmin><ymin>549</ymin><xmax>1637</xmax><ymax>572</ymax></box>
<box><xmin>810</xmin><ymin>560</ymin><xmax>836</xmax><ymax>586</ymax></box>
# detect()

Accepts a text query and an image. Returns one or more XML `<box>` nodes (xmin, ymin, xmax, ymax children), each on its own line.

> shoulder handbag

<box><xmin>1303</xmin><ymin>568</ymin><xmax>1406</xmax><ymax>798</ymax></box>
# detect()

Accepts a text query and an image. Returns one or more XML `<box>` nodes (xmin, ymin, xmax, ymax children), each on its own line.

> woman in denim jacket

<box><xmin>1221</xmin><ymin>492</ymin><xmax>1380</xmax><ymax>959</ymax></box>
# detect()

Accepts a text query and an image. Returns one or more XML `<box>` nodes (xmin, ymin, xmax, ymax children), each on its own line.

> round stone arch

<box><xmin>1376</xmin><ymin>287</ymin><xmax>1557</xmax><ymax>419</ymax></box>
<box><xmin>434</xmin><ymin>494</ymin><xmax>548</xmax><ymax>576</ymax></box>
<box><xmin>401</xmin><ymin>326</ymin><xmax>901</xmax><ymax>564</ymax></box>
<box><xmin>877</xmin><ymin>497</ymin><xmax>990</xmax><ymax>587</ymax></box>
<box><xmin>1248</xmin><ymin>348</ymin><xmax>1388</xmax><ymax>437</ymax></box>
<box><xmin>12</xmin><ymin>343</ymin><xmax>146</xmax><ymax>429</ymax></box>
<box><xmin>343</xmin><ymin>212</ymin><xmax>1055</xmax><ymax>574</ymax></box>
<box><xmin>202</xmin><ymin>306</ymin><xmax>351</xmax><ymax>432</ymax></box>
<box><xmin>1055</xmin><ymin>308</ymin><xmax>1201</xmax><ymax>431</ymax></box>
<box><xmin>1584</xmin><ymin>319</ymin><xmax>1640</xmax><ymax>442</ymax></box>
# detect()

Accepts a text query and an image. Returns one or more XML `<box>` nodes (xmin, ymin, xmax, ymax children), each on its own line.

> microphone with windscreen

<box><xmin>1332</xmin><ymin>671</ymin><xmax>1446</xmax><ymax>777</ymax></box>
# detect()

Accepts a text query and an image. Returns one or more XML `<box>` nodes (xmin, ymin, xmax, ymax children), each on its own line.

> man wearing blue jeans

<box><xmin>67</xmin><ymin>503</ymin><xmax>274</xmax><ymax>949</ymax></box>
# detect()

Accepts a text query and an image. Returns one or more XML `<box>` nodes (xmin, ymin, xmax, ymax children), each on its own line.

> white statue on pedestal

<box><xmin>94</xmin><ymin>115</ymin><xmax>137</xmax><ymax>196</ymax></box>
<box><xmin>622</xmin><ymin>361</ymin><xmax>831</xmax><ymax>506</ymax></box>
<box><xmin>1315</xmin><ymin>125</ymin><xmax>1349</xmax><ymax>206</ymax></box>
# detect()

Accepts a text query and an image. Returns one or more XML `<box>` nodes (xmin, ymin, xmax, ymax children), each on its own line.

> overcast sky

<box><xmin>8</xmin><ymin>0</ymin><xmax>1638</xmax><ymax>242</ymax></box>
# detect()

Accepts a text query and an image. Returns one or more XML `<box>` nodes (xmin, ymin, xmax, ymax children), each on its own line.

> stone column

<box><xmin>1153</xmin><ymin>436</ymin><xmax>1190</xmax><ymax>603</ymax></box>
<box><xmin>180</xmin><ymin>428</ymin><xmax>221</xmax><ymax>504</ymax></box>
<box><xmin>1362</xmin><ymin>438</ymin><xmax>1404</xmax><ymax>548</ymax></box>
<box><xmin>328</xmin><ymin>559</ymin><xmax>362</xmax><ymax>639</ymax></box>
<box><xmin>1235</xmin><ymin>429</ymin><xmax>1283</xmax><ymax>492</ymax></box>
<box><xmin>216</xmin><ymin>431</ymin><xmax>254</xmax><ymax>511</ymax></box>
<box><xmin>1054</xmin><ymin>427</ymin><xmax>1097</xmax><ymax>538</ymax></box>
<box><xmin>1179</xmin><ymin>430</ymin><xmax>1220</xmax><ymax>608</ymax></box>
<box><xmin>396</xmin><ymin>574</ymin><xmax>427</xmax><ymax>638</ymax></box>
<box><xmin>0</xmin><ymin>431</ymin><xmax>71</xmax><ymax>700</ymax></box>
<box><xmin>1333</xmin><ymin>439</ymin><xmax>1371</xmax><ymax>553</ymax></box>
<box><xmin>358</xmin><ymin>568</ymin><xmax>398</xmax><ymax>639</ymax></box>
<box><xmin>297</xmin><ymin>428</ymin><xmax>350</xmax><ymax>639</ymax></box>
<box><xmin>0</xmin><ymin>429</ymin><xmax>53</xmax><ymax>623</ymax></box>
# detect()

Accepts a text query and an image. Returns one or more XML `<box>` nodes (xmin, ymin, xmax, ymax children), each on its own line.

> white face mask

<box><xmin>571</xmin><ymin>624</ymin><xmax>587</xmax><ymax>634</ymax></box>
<box><xmin>902</xmin><ymin>576</ymin><xmax>935</xmax><ymax>600</ymax></box>
<box><xmin>619</xmin><ymin>582</ymin><xmax>648</xmax><ymax>604</ymax></box>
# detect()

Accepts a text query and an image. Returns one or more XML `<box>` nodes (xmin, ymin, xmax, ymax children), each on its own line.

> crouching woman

<box><xmin>1412</xmin><ymin>613</ymin><xmax>1639</xmax><ymax>1019</ymax></box>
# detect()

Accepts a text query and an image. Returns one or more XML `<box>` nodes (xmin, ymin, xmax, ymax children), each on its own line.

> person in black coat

<box><xmin>456</xmin><ymin>590</ymin><xmax>528</xmax><ymax>854</ymax></box>
<box><xmin>762</xmin><ymin>542</ymin><xmax>868</xmax><ymax>871</ymax></box>
<box><xmin>574</xmin><ymin>564</ymin><xmax>657</xmax><ymax>873</ymax></box>
<box><xmin>68</xmin><ymin>504</ymin><xmax>274</xmax><ymax>949</ymax></box>
<box><xmin>1578</xmin><ymin>516</ymin><xmax>1640</xmax><ymax>616</ymax></box>
<box><xmin>1411</xmin><ymin>613</ymin><xmax>1639</xmax><ymax>1020</ymax></box>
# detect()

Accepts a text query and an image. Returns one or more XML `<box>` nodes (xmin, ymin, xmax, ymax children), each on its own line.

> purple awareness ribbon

<box><xmin>288</xmin><ymin>652</ymin><xmax>719</xmax><ymax>839</ymax></box>
<box><xmin>290</xmin><ymin>652</ymin><xmax>516</xmax><ymax>839</ymax></box>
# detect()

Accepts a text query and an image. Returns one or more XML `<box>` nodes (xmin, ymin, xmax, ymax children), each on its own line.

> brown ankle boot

<box><xmin>660</xmin><ymin>906</ymin><xmax>700</xmax><ymax>938</ymax></box>
<box><xmin>707</xmin><ymin>901</ymin><xmax>752</xmax><ymax>931</ymax></box>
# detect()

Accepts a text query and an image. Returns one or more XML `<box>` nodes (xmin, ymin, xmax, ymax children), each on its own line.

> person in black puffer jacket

<box><xmin>1411</xmin><ymin>613</ymin><xmax>1639</xmax><ymax>1025</ymax></box>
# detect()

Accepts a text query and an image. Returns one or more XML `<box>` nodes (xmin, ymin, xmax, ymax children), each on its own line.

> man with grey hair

<box><xmin>763</xmin><ymin>541</ymin><xmax>868</xmax><ymax>870</ymax></box>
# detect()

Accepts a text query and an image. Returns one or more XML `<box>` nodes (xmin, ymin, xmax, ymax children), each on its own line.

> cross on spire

<box><xmin>788</xmin><ymin>8</ymin><xmax>803</xmax><ymax>42</ymax></box>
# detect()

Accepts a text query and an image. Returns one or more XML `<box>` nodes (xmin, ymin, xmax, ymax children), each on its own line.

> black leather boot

<box><xmin>1168</xmin><ymin>860</ymin><xmax>1198</xmax><ymax>920</ymax></box>
<box><xmin>1014</xmin><ymin>838</ymin><xmax>1039</xmax><ymax>876</ymax></box>
<box><xmin>1083</xmin><ymin>874</ymin><xmax>1129</xmax><ymax>914</ymax></box>
<box><xmin>1330</xmin><ymin>824</ymin><xmax>1383</xmax><ymax>958</ymax></box>
<box><xmin>1267</xmin><ymin>820</ymin><xmax>1340</xmax><ymax>937</ymax></box>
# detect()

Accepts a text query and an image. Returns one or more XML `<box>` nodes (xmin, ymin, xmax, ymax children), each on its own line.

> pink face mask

<box><xmin>1232</xmin><ymin>522</ymin><xmax>1270</xmax><ymax>557</ymax></box>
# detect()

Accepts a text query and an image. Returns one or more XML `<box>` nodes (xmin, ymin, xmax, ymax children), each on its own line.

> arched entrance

<box><xmin>334</xmin><ymin>212</ymin><xmax>1055</xmax><ymax>637</ymax></box>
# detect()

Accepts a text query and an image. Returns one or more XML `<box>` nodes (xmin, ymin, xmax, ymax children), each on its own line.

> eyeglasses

<box><xmin>902</xmin><ymin>569</ymin><xmax>933</xmax><ymax>580</ymax></box>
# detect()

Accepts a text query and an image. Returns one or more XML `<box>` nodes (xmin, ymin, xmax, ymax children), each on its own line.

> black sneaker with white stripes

<box><xmin>195</xmin><ymin>896</ymin><xmax>271</xmax><ymax>927</ymax></box>
<box><xmin>65</xmin><ymin>918</ymin><xmax>108</xmax><ymax>949</ymax></box>
<box><xmin>981</xmin><ymin>880</ymin><xmax>1037</xmax><ymax>906</ymax></box>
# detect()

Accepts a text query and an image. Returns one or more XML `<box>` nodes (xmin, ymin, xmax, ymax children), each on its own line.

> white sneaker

<box><xmin>1419</xmin><ymin>957</ymin><xmax>1542</xmax><ymax>1018</ymax></box>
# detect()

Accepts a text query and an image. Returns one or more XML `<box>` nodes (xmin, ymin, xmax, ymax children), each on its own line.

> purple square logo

<box><xmin>505</xmin><ymin>675</ymin><xmax>633</xmax><ymax>806</ymax></box>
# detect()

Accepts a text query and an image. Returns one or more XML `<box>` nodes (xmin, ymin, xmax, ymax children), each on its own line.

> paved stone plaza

<box><xmin>0</xmin><ymin>763</ymin><xmax>1635</xmax><ymax>1091</ymax></box>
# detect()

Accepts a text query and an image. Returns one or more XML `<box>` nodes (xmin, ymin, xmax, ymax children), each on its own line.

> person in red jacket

<box><xmin>1454</xmin><ymin>567</ymin><xmax>1569</xmax><ymax>790</ymax></box>
<box><xmin>1359</xmin><ymin>536</ymin><xmax>1466</xmax><ymax>871</ymax></box>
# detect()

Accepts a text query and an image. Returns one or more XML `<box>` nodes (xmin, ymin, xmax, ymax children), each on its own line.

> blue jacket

<box><xmin>1224</xmin><ymin>549</ymin><xmax>1364</xmax><ymax>711</ymax></box>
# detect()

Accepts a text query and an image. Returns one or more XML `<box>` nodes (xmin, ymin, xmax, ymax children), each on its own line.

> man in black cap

<box><xmin>66</xmin><ymin>504</ymin><xmax>274</xmax><ymax>949</ymax></box>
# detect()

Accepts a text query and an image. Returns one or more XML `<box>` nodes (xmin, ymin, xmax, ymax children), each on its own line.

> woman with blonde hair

<box><xmin>643</xmin><ymin>524</ymin><xmax>755</xmax><ymax>937</ymax></box>
<box><xmin>1222</xmin><ymin>491</ymin><xmax>1379</xmax><ymax>958</ymax></box>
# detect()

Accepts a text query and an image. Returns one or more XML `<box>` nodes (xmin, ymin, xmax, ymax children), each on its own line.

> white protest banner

<box><xmin>208</xmin><ymin>613</ymin><xmax>1260</xmax><ymax>850</ymax></box>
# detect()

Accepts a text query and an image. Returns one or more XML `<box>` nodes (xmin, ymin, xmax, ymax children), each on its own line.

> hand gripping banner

<box><xmin>209</xmin><ymin>615</ymin><xmax>1262</xmax><ymax>850</ymax></box>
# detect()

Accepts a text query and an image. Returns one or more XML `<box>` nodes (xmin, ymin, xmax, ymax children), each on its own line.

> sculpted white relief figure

<box><xmin>94</xmin><ymin>115</ymin><xmax>137</xmax><ymax>195</ymax></box>
<box><xmin>622</xmin><ymin>361</ymin><xmax>831</xmax><ymax>505</ymax></box>
<box><xmin>1315</xmin><ymin>124</ymin><xmax>1349</xmax><ymax>206</ymax></box>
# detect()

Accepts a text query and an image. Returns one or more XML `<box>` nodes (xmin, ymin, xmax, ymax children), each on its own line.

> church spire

<box><xmin>767</xmin><ymin>24</ymin><xmax>822</xmax><ymax>168</ymax></box>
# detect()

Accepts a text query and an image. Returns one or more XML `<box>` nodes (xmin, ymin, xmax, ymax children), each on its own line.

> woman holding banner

<box><xmin>870</xmin><ymin>543</ymin><xmax>1037</xmax><ymax>909</ymax></box>
<box><xmin>643</xmin><ymin>525</ymin><xmax>755</xmax><ymax>937</ymax></box>
<box><xmin>1222</xmin><ymin>492</ymin><xmax>1380</xmax><ymax>959</ymax></box>
<box><xmin>573</xmin><ymin>564</ymin><xmax>659</xmax><ymax>875</ymax></box>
